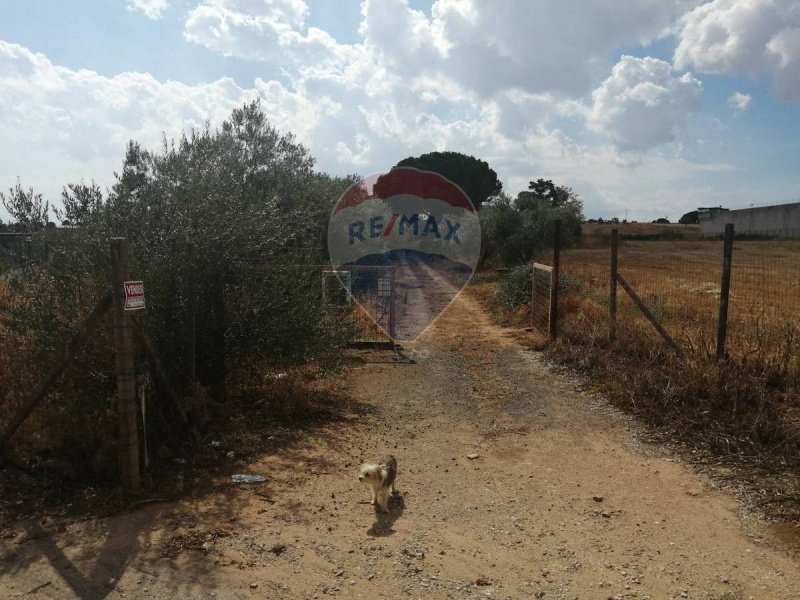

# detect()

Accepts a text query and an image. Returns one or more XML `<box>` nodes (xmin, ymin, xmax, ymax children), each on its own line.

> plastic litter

<box><xmin>231</xmin><ymin>474</ymin><xmax>266</xmax><ymax>483</ymax></box>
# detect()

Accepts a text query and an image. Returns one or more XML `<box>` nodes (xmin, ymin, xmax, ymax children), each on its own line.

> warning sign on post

<box><xmin>123</xmin><ymin>280</ymin><xmax>145</xmax><ymax>311</ymax></box>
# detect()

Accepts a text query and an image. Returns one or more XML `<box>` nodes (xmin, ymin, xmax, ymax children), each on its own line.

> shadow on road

<box><xmin>367</xmin><ymin>493</ymin><xmax>405</xmax><ymax>537</ymax></box>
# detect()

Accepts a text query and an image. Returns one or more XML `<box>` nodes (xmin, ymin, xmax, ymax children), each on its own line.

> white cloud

<box><xmin>0</xmin><ymin>40</ymin><xmax>337</xmax><ymax>209</ymax></box>
<box><xmin>127</xmin><ymin>0</ymin><xmax>169</xmax><ymax>19</ymax></box>
<box><xmin>2</xmin><ymin>36</ymin><xmax>711</xmax><ymax>224</ymax></box>
<box><xmin>728</xmin><ymin>91</ymin><xmax>752</xmax><ymax>111</ymax></box>
<box><xmin>587</xmin><ymin>56</ymin><xmax>702</xmax><ymax>151</ymax></box>
<box><xmin>184</xmin><ymin>0</ymin><xmax>351</xmax><ymax>66</ymax></box>
<box><xmin>185</xmin><ymin>0</ymin><xmax>693</xmax><ymax>98</ymax></box>
<box><xmin>179</xmin><ymin>0</ymin><xmax>707</xmax><ymax>175</ymax></box>
<box><xmin>674</xmin><ymin>0</ymin><xmax>800</xmax><ymax>101</ymax></box>
<box><xmin>2</xmin><ymin>0</ymin><xmax>765</xmax><ymax>223</ymax></box>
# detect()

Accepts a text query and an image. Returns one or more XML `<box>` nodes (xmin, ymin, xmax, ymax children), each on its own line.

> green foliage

<box><xmin>499</xmin><ymin>264</ymin><xmax>533</xmax><ymax>308</ymax></box>
<box><xmin>395</xmin><ymin>151</ymin><xmax>502</xmax><ymax>209</ymax></box>
<box><xmin>480</xmin><ymin>181</ymin><xmax>584</xmax><ymax>265</ymax></box>
<box><xmin>0</xmin><ymin>100</ymin><xmax>355</xmax><ymax>458</ymax></box>
<box><xmin>498</xmin><ymin>265</ymin><xmax>584</xmax><ymax>309</ymax></box>
<box><xmin>0</xmin><ymin>178</ymin><xmax>49</xmax><ymax>230</ymax></box>
<box><xmin>56</xmin><ymin>180</ymin><xmax>103</xmax><ymax>227</ymax></box>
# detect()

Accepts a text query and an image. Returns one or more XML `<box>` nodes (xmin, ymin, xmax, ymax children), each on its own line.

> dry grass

<box><xmin>482</xmin><ymin>238</ymin><xmax>800</xmax><ymax>467</ymax></box>
<box><xmin>562</xmin><ymin>239</ymin><xmax>800</xmax><ymax>361</ymax></box>
<box><xmin>581</xmin><ymin>222</ymin><xmax>700</xmax><ymax>247</ymax></box>
<box><xmin>553</xmin><ymin>239</ymin><xmax>800</xmax><ymax>463</ymax></box>
<box><xmin>477</xmin><ymin>239</ymin><xmax>800</xmax><ymax>519</ymax></box>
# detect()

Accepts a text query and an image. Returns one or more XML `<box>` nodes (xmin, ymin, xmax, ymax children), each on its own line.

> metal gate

<box><xmin>323</xmin><ymin>265</ymin><xmax>396</xmax><ymax>345</ymax></box>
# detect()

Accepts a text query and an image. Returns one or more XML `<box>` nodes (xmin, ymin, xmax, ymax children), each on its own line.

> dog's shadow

<box><xmin>367</xmin><ymin>493</ymin><xmax>405</xmax><ymax>537</ymax></box>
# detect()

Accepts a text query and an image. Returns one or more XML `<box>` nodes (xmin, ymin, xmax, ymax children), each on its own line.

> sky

<box><xmin>1</xmin><ymin>0</ymin><xmax>799</xmax><ymax>222</ymax></box>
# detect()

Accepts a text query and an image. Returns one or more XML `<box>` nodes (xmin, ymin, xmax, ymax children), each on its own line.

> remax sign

<box><xmin>328</xmin><ymin>167</ymin><xmax>480</xmax><ymax>340</ymax></box>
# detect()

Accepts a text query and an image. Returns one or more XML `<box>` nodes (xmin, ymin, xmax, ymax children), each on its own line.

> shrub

<box><xmin>499</xmin><ymin>264</ymin><xmax>533</xmax><ymax>308</ymax></box>
<box><xmin>0</xmin><ymin>101</ymin><xmax>356</xmax><ymax>471</ymax></box>
<box><xmin>480</xmin><ymin>187</ymin><xmax>583</xmax><ymax>266</ymax></box>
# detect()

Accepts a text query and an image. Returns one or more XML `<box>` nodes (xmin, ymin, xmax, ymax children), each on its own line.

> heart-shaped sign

<box><xmin>327</xmin><ymin>167</ymin><xmax>481</xmax><ymax>341</ymax></box>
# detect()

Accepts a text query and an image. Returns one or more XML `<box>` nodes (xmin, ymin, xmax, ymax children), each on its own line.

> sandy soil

<box><xmin>2</xmin><ymin>291</ymin><xmax>800</xmax><ymax>599</ymax></box>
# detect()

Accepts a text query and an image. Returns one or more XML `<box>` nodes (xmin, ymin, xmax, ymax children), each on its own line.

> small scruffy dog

<box><xmin>358</xmin><ymin>455</ymin><xmax>397</xmax><ymax>513</ymax></box>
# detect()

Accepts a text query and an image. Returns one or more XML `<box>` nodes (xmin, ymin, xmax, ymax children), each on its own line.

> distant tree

<box><xmin>0</xmin><ymin>178</ymin><xmax>49</xmax><ymax>230</ymax></box>
<box><xmin>56</xmin><ymin>179</ymin><xmax>104</xmax><ymax>227</ymax></box>
<box><xmin>523</xmin><ymin>178</ymin><xmax>574</xmax><ymax>208</ymax></box>
<box><xmin>679</xmin><ymin>210</ymin><xmax>698</xmax><ymax>225</ymax></box>
<box><xmin>480</xmin><ymin>180</ymin><xmax>584</xmax><ymax>265</ymax></box>
<box><xmin>394</xmin><ymin>151</ymin><xmax>502</xmax><ymax>210</ymax></box>
<box><xmin>652</xmin><ymin>217</ymin><xmax>670</xmax><ymax>224</ymax></box>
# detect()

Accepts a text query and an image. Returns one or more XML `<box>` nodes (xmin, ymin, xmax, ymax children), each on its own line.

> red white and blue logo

<box><xmin>328</xmin><ymin>167</ymin><xmax>481</xmax><ymax>340</ymax></box>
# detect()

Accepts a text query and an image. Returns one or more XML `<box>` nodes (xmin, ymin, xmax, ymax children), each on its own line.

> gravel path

<box><xmin>2</xmin><ymin>291</ymin><xmax>800</xmax><ymax>599</ymax></box>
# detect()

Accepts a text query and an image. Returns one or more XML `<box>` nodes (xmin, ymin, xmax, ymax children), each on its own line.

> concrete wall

<box><xmin>699</xmin><ymin>202</ymin><xmax>800</xmax><ymax>238</ymax></box>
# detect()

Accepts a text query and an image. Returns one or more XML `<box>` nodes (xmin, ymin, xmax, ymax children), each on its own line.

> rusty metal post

<box><xmin>111</xmin><ymin>238</ymin><xmax>140</xmax><ymax>492</ymax></box>
<box><xmin>548</xmin><ymin>220</ymin><xmax>561</xmax><ymax>342</ymax></box>
<box><xmin>716</xmin><ymin>223</ymin><xmax>734</xmax><ymax>359</ymax></box>
<box><xmin>610</xmin><ymin>228</ymin><xmax>618</xmax><ymax>341</ymax></box>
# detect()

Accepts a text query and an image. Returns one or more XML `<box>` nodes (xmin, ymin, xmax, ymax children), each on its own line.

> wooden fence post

<box><xmin>111</xmin><ymin>238</ymin><xmax>140</xmax><ymax>492</ymax></box>
<box><xmin>716</xmin><ymin>223</ymin><xmax>734</xmax><ymax>359</ymax></box>
<box><xmin>549</xmin><ymin>220</ymin><xmax>561</xmax><ymax>342</ymax></box>
<box><xmin>609</xmin><ymin>228</ymin><xmax>618</xmax><ymax>341</ymax></box>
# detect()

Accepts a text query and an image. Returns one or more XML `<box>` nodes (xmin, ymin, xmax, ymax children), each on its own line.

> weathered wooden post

<box><xmin>110</xmin><ymin>238</ymin><xmax>140</xmax><ymax>492</ymax></box>
<box><xmin>549</xmin><ymin>220</ymin><xmax>561</xmax><ymax>342</ymax></box>
<box><xmin>609</xmin><ymin>228</ymin><xmax>618</xmax><ymax>341</ymax></box>
<box><xmin>716</xmin><ymin>223</ymin><xmax>734</xmax><ymax>359</ymax></box>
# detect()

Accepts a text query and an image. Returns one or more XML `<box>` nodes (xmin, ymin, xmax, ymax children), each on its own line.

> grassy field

<box><xmin>561</xmin><ymin>236</ymin><xmax>800</xmax><ymax>358</ymax></box>
<box><xmin>582</xmin><ymin>221</ymin><xmax>701</xmax><ymax>244</ymax></box>
<box><xmin>487</xmin><ymin>225</ymin><xmax>800</xmax><ymax>469</ymax></box>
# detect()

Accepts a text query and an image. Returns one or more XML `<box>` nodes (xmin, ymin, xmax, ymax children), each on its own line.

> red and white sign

<box><xmin>123</xmin><ymin>280</ymin><xmax>146</xmax><ymax>311</ymax></box>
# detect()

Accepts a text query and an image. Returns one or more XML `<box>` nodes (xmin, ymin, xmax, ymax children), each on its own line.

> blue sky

<box><xmin>1</xmin><ymin>0</ymin><xmax>799</xmax><ymax>222</ymax></box>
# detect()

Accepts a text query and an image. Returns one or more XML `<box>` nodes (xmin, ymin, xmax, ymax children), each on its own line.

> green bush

<box><xmin>498</xmin><ymin>266</ymin><xmax>584</xmax><ymax>309</ymax></box>
<box><xmin>0</xmin><ymin>101</ymin><xmax>356</xmax><ymax>463</ymax></box>
<box><xmin>480</xmin><ymin>185</ymin><xmax>583</xmax><ymax>266</ymax></box>
<box><xmin>499</xmin><ymin>264</ymin><xmax>533</xmax><ymax>308</ymax></box>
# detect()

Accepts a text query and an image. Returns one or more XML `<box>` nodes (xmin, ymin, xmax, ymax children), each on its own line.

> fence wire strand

<box><xmin>558</xmin><ymin>239</ymin><xmax>800</xmax><ymax>361</ymax></box>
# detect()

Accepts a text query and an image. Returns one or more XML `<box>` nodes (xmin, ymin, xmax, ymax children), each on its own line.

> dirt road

<box><xmin>2</xmin><ymin>292</ymin><xmax>800</xmax><ymax>599</ymax></box>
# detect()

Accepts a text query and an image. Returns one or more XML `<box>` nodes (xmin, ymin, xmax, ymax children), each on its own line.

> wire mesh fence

<box><xmin>323</xmin><ymin>265</ymin><xmax>395</xmax><ymax>344</ymax></box>
<box><xmin>530</xmin><ymin>263</ymin><xmax>552</xmax><ymax>333</ymax></box>
<box><xmin>556</xmin><ymin>237</ymin><xmax>800</xmax><ymax>364</ymax></box>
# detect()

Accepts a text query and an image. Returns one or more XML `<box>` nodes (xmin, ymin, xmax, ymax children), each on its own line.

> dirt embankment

<box><xmin>2</xmin><ymin>292</ymin><xmax>800</xmax><ymax>599</ymax></box>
